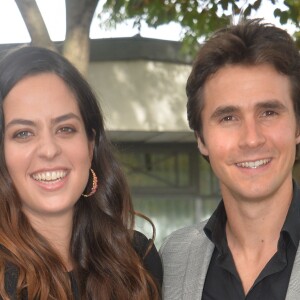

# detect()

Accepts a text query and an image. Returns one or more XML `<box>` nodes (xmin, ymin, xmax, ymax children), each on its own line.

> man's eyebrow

<box><xmin>210</xmin><ymin>105</ymin><xmax>240</xmax><ymax>120</ymax></box>
<box><xmin>254</xmin><ymin>100</ymin><xmax>287</xmax><ymax>111</ymax></box>
<box><xmin>210</xmin><ymin>100</ymin><xmax>287</xmax><ymax>121</ymax></box>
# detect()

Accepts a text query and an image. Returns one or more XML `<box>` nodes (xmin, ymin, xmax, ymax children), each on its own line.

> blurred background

<box><xmin>1</xmin><ymin>0</ymin><xmax>299</xmax><ymax>247</ymax></box>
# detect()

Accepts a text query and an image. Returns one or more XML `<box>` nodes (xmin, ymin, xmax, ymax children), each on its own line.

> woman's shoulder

<box><xmin>0</xmin><ymin>244</ymin><xmax>27</xmax><ymax>299</ymax></box>
<box><xmin>132</xmin><ymin>230</ymin><xmax>163</xmax><ymax>288</ymax></box>
<box><xmin>132</xmin><ymin>230</ymin><xmax>151</xmax><ymax>257</ymax></box>
<box><xmin>3</xmin><ymin>262</ymin><xmax>22</xmax><ymax>299</ymax></box>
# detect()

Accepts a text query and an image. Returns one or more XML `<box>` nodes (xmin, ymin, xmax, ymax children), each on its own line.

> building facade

<box><xmin>88</xmin><ymin>36</ymin><xmax>220</xmax><ymax>246</ymax></box>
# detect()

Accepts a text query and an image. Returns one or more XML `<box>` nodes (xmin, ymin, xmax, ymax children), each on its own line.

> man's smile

<box><xmin>236</xmin><ymin>158</ymin><xmax>271</xmax><ymax>169</ymax></box>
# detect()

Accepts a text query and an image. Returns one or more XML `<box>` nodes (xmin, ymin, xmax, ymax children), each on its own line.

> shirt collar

<box><xmin>204</xmin><ymin>200</ymin><xmax>227</xmax><ymax>254</ymax></box>
<box><xmin>204</xmin><ymin>180</ymin><xmax>300</xmax><ymax>251</ymax></box>
<box><xmin>281</xmin><ymin>180</ymin><xmax>300</xmax><ymax>248</ymax></box>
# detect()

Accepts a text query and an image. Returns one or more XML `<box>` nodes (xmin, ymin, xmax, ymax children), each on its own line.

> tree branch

<box><xmin>15</xmin><ymin>0</ymin><xmax>56</xmax><ymax>51</ymax></box>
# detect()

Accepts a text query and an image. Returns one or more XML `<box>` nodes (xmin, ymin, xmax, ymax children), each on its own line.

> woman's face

<box><xmin>3</xmin><ymin>73</ymin><xmax>94</xmax><ymax>222</ymax></box>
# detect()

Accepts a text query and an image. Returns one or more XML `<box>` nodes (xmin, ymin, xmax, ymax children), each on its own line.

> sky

<box><xmin>0</xmin><ymin>0</ymin><xmax>295</xmax><ymax>44</ymax></box>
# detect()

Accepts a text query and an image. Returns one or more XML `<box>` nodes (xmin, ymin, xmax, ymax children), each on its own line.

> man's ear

<box><xmin>196</xmin><ymin>132</ymin><xmax>209</xmax><ymax>156</ymax></box>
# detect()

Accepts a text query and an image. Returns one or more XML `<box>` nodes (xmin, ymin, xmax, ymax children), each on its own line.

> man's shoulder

<box><xmin>159</xmin><ymin>221</ymin><xmax>214</xmax><ymax>299</ymax></box>
<box><xmin>160</xmin><ymin>220</ymin><xmax>209</xmax><ymax>256</ymax></box>
<box><xmin>165</xmin><ymin>221</ymin><xmax>207</xmax><ymax>239</ymax></box>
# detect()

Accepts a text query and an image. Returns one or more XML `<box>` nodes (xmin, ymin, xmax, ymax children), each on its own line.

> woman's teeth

<box><xmin>32</xmin><ymin>170</ymin><xmax>67</xmax><ymax>181</ymax></box>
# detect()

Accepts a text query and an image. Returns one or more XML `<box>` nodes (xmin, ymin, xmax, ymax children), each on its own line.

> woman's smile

<box><xmin>31</xmin><ymin>169</ymin><xmax>68</xmax><ymax>182</ymax></box>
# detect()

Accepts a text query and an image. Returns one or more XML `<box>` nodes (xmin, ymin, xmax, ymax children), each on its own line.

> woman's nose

<box><xmin>36</xmin><ymin>133</ymin><xmax>62</xmax><ymax>159</ymax></box>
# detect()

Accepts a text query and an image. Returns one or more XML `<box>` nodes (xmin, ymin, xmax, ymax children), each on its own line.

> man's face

<box><xmin>198</xmin><ymin>64</ymin><xmax>300</xmax><ymax>203</ymax></box>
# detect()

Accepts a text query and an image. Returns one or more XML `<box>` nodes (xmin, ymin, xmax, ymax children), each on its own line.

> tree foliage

<box><xmin>13</xmin><ymin>0</ymin><xmax>300</xmax><ymax>74</ymax></box>
<box><xmin>102</xmin><ymin>0</ymin><xmax>300</xmax><ymax>52</ymax></box>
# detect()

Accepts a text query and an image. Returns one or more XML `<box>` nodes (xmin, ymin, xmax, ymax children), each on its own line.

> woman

<box><xmin>0</xmin><ymin>46</ymin><xmax>162</xmax><ymax>299</ymax></box>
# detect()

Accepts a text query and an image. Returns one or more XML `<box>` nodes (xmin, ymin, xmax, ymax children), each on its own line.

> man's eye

<box><xmin>262</xmin><ymin>111</ymin><xmax>277</xmax><ymax>117</ymax></box>
<box><xmin>221</xmin><ymin>116</ymin><xmax>235</xmax><ymax>122</ymax></box>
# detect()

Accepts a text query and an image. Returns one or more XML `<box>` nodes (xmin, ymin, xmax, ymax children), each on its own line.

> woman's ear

<box><xmin>196</xmin><ymin>133</ymin><xmax>209</xmax><ymax>156</ymax></box>
<box><xmin>88</xmin><ymin>129</ymin><xmax>96</xmax><ymax>162</ymax></box>
<box><xmin>88</xmin><ymin>140</ymin><xmax>94</xmax><ymax>162</ymax></box>
<box><xmin>296</xmin><ymin>125</ymin><xmax>300</xmax><ymax>145</ymax></box>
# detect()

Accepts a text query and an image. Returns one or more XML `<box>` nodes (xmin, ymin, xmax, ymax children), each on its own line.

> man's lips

<box><xmin>236</xmin><ymin>158</ymin><xmax>271</xmax><ymax>169</ymax></box>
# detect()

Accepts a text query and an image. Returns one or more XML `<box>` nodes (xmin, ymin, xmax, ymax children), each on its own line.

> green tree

<box><xmin>102</xmin><ymin>0</ymin><xmax>300</xmax><ymax>52</ymax></box>
<box><xmin>14</xmin><ymin>0</ymin><xmax>300</xmax><ymax>75</ymax></box>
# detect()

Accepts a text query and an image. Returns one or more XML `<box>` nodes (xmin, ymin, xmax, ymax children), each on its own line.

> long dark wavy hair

<box><xmin>0</xmin><ymin>46</ymin><xmax>159</xmax><ymax>299</ymax></box>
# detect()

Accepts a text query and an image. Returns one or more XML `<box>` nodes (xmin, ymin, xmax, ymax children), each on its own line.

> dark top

<box><xmin>132</xmin><ymin>230</ymin><xmax>163</xmax><ymax>288</ymax></box>
<box><xmin>202</xmin><ymin>182</ymin><xmax>300</xmax><ymax>300</ymax></box>
<box><xmin>3</xmin><ymin>231</ymin><xmax>162</xmax><ymax>299</ymax></box>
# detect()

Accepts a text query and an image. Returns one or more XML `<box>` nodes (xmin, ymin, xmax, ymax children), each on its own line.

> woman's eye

<box><xmin>57</xmin><ymin>127</ymin><xmax>76</xmax><ymax>134</ymax></box>
<box><xmin>14</xmin><ymin>131</ymin><xmax>33</xmax><ymax>139</ymax></box>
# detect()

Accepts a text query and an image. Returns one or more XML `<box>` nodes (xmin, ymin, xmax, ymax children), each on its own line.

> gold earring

<box><xmin>82</xmin><ymin>168</ymin><xmax>98</xmax><ymax>198</ymax></box>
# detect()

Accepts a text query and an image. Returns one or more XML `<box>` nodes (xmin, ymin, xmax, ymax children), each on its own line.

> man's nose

<box><xmin>238</xmin><ymin>119</ymin><xmax>266</xmax><ymax>149</ymax></box>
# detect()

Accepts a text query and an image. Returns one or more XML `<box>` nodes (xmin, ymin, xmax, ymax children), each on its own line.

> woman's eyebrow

<box><xmin>51</xmin><ymin>113</ymin><xmax>81</xmax><ymax>125</ymax></box>
<box><xmin>5</xmin><ymin>113</ymin><xmax>81</xmax><ymax>130</ymax></box>
<box><xmin>5</xmin><ymin>119</ymin><xmax>35</xmax><ymax>130</ymax></box>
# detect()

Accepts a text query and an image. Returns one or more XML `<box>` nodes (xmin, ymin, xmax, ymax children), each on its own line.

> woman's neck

<box><xmin>25</xmin><ymin>212</ymin><xmax>74</xmax><ymax>270</ymax></box>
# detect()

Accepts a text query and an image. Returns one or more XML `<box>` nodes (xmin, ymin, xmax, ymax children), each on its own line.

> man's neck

<box><xmin>222</xmin><ymin>181</ymin><xmax>294</xmax><ymax>294</ymax></box>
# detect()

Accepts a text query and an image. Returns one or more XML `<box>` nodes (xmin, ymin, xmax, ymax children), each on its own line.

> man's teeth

<box><xmin>32</xmin><ymin>170</ymin><xmax>67</xmax><ymax>181</ymax></box>
<box><xmin>236</xmin><ymin>159</ymin><xmax>270</xmax><ymax>169</ymax></box>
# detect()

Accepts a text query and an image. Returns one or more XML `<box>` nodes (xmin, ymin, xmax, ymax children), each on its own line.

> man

<box><xmin>160</xmin><ymin>19</ymin><xmax>300</xmax><ymax>299</ymax></box>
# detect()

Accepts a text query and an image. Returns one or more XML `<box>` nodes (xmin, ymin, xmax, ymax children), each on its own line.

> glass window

<box><xmin>115</xmin><ymin>142</ymin><xmax>220</xmax><ymax>248</ymax></box>
<box><xmin>133</xmin><ymin>195</ymin><xmax>197</xmax><ymax>248</ymax></box>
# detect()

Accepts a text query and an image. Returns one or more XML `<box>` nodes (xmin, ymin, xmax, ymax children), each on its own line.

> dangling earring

<box><xmin>82</xmin><ymin>168</ymin><xmax>98</xmax><ymax>197</ymax></box>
